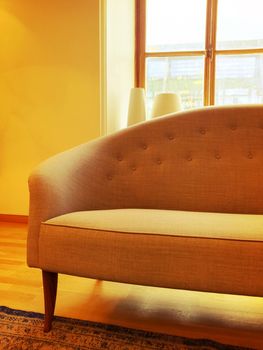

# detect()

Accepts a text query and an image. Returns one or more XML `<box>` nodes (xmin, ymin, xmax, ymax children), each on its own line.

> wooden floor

<box><xmin>1</xmin><ymin>221</ymin><xmax>263</xmax><ymax>349</ymax></box>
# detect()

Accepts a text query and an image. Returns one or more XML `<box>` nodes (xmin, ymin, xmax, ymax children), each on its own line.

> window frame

<box><xmin>135</xmin><ymin>0</ymin><xmax>263</xmax><ymax>107</ymax></box>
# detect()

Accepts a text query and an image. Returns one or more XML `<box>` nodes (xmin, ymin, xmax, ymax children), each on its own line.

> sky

<box><xmin>146</xmin><ymin>0</ymin><xmax>263</xmax><ymax>49</ymax></box>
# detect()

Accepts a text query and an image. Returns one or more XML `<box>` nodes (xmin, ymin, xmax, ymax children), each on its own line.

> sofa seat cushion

<box><xmin>39</xmin><ymin>209</ymin><xmax>263</xmax><ymax>296</ymax></box>
<box><xmin>44</xmin><ymin>208</ymin><xmax>263</xmax><ymax>241</ymax></box>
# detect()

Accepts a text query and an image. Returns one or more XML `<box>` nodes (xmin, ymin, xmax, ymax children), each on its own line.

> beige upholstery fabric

<box><xmin>46</xmin><ymin>209</ymin><xmax>263</xmax><ymax>241</ymax></box>
<box><xmin>40</xmin><ymin>212</ymin><xmax>263</xmax><ymax>296</ymax></box>
<box><xmin>27</xmin><ymin>105</ymin><xmax>263</xmax><ymax>297</ymax></box>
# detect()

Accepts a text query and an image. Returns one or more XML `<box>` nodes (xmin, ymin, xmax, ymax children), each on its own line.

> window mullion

<box><xmin>135</xmin><ymin>0</ymin><xmax>146</xmax><ymax>87</ymax></box>
<box><xmin>204</xmin><ymin>0</ymin><xmax>212</xmax><ymax>105</ymax></box>
<box><xmin>204</xmin><ymin>0</ymin><xmax>218</xmax><ymax>105</ymax></box>
<box><xmin>210</xmin><ymin>0</ymin><xmax>218</xmax><ymax>105</ymax></box>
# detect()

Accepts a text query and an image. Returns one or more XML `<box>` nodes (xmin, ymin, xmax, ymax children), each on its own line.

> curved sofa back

<box><xmin>87</xmin><ymin>105</ymin><xmax>263</xmax><ymax>214</ymax></box>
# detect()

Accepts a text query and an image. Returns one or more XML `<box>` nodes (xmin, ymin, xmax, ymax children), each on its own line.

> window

<box><xmin>136</xmin><ymin>0</ymin><xmax>263</xmax><ymax>111</ymax></box>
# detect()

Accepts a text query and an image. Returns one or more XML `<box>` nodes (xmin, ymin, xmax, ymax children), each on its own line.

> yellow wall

<box><xmin>0</xmin><ymin>0</ymin><xmax>101</xmax><ymax>215</ymax></box>
<box><xmin>104</xmin><ymin>0</ymin><xmax>135</xmax><ymax>134</ymax></box>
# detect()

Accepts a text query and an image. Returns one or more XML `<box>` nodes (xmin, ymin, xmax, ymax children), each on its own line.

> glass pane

<box><xmin>146</xmin><ymin>0</ymin><xmax>206</xmax><ymax>52</ymax></box>
<box><xmin>217</xmin><ymin>0</ymin><xmax>263</xmax><ymax>50</ymax></box>
<box><xmin>146</xmin><ymin>56</ymin><xmax>204</xmax><ymax>112</ymax></box>
<box><xmin>215</xmin><ymin>54</ymin><xmax>263</xmax><ymax>105</ymax></box>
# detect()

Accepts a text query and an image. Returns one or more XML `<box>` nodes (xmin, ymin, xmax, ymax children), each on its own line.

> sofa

<box><xmin>27</xmin><ymin>104</ymin><xmax>263</xmax><ymax>331</ymax></box>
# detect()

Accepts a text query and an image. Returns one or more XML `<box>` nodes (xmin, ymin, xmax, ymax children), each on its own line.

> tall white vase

<box><xmin>127</xmin><ymin>88</ymin><xmax>146</xmax><ymax>126</ymax></box>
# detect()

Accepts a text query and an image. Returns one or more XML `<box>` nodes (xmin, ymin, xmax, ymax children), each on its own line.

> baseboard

<box><xmin>0</xmin><ymin>214</ymin><xmax>28</xmax><ymax>224</ymax></box>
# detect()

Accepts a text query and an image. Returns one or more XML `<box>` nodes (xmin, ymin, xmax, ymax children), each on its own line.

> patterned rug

<box><xmin>0</xmin><ymin>306</ymin><xmax>254</xmax><ymax>350</ymax></box>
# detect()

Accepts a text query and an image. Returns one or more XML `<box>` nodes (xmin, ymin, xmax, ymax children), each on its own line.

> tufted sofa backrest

<box><xmin>86</xmin><ymin>105</ymin><xmax>263</xmax><ymax>214</ymax></box>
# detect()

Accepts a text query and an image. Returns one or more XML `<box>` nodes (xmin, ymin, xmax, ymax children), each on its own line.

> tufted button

<box><xmin>199</xmin><ymin>128</ymin><xmax>206</xmax><ymax>135</ymax></box>
<box><xmin>156</xmin><ymin>158</ymin><xmax>162</xmax><ymax>165</ymax></box>
<box><xmin>230</xmin><ymin>124</ymin><xmax>237</xmax><ymax>130</ymax></box>
<box><xmin>215</xmin><ymin>153</ymin><xmax>221</xmax><ymax>160</ymax></box>
<box><xmin>107</xmin><ymin>174</ymin><xmax>113</xmax><ymax>180</ymax></box>
<box><xmin>167</xmin><ymin>134</ymin><xmax>175</xmax><ymax>140</ymax></box>
<box><xmin>117</xmin><ymin>155</ymin><xmax>123</xmax><ymax>161</ymax></box>
<box><xmin>131</xmin><ymin>165</ymin><xmax>137</xmax><ymax>171</ymax></box>
<box><xmin>187</xmin><ymin>155</ymin><xmax>192</xmax><ymax>161</ymax></box>
<box><xmin>247</xmin><ymin>152</ymin><xmax>253</xmax><ymax>159</ymax></box>
<box><xmin>141</xmin><ymin>143</ymin><xmax>148</xmax><ymax>150</ymax></box>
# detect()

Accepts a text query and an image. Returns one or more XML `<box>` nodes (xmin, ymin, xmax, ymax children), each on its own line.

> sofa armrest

<box><xmin>27</xmin><ymin>141</ymin><xmax>99</xmax><ymax>267</ymax></box>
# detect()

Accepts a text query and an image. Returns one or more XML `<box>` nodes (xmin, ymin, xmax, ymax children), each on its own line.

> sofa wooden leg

<box><xmin>42</xmin><ymin>270</ymin><xmax>58</xmax><ymax>332</ymax></box>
